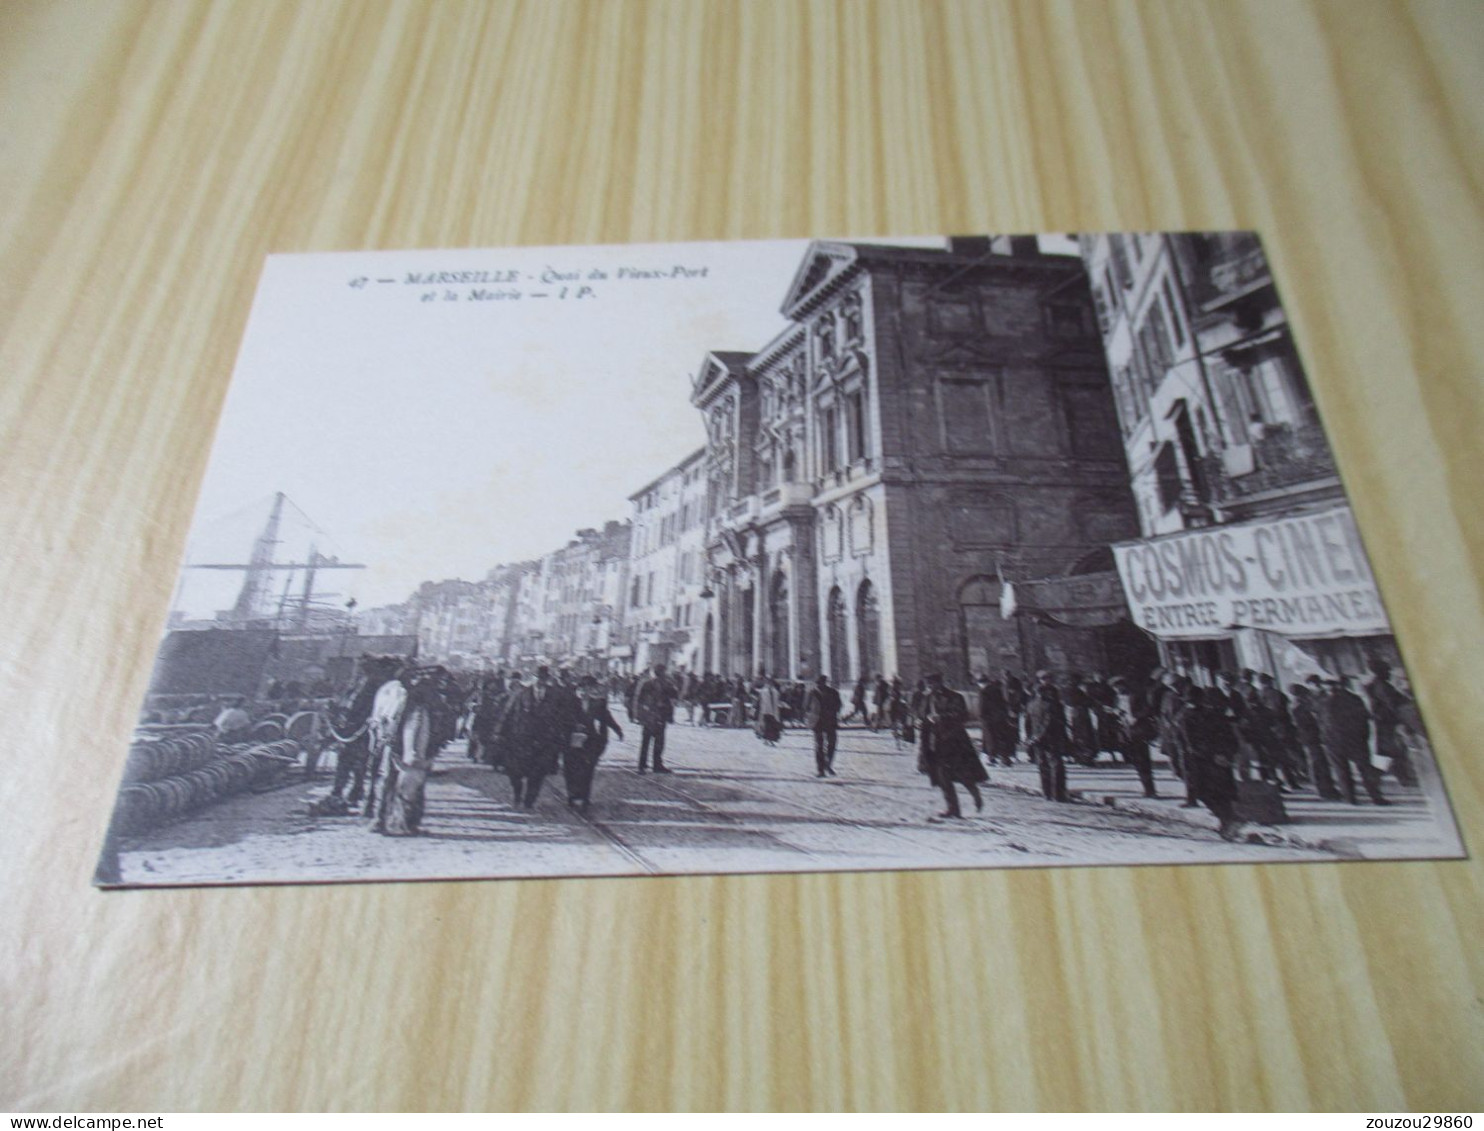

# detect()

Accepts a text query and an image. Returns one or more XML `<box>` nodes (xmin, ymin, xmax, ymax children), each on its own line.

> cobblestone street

<box><xmin>109</xmin><ymin>719</ymin><xmax>1424</xmax><ymax>886</ymax></box>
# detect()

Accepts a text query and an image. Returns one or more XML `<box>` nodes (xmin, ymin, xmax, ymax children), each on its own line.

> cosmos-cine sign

<box><xmin>1111</xmin><ymin>505</ymin><xmax>1388</xmax><ymax>640</ymax></box>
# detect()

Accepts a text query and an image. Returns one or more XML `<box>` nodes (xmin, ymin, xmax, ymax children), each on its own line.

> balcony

<box><xmin>1193</xmin><ymin>241</ymin><xmax>1271</xmax><ymax>311</ymax></box>
<box><xmin>760</xmin><ymin>481</ymin><xmax>813</xmax><ymax>518</ymax></box>
<box><xmin>814</xmin><ymin>457</ymin><xmax>878</xmax><ymax>496</ymax></box>
<box><xmin>1198</xmin><ymin>420</ymin><xmax>1337</xmax><ymax>504</ymax></box>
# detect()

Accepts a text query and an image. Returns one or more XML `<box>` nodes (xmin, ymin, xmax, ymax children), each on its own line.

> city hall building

<box><xmin>690</xmin><ymin>237</ymin><xmax>1150</xmax><ymax>686</ymax></box>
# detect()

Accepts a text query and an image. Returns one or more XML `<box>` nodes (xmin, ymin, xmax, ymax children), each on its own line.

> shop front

<box><xmin>1111</xmin><ymin>503</ymin><xmax>1398</xmax><ymax>688</ymax></box>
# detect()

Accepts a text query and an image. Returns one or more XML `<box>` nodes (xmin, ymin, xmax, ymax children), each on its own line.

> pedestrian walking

<box><xmin>1258</xmin><ymin>673</ymin><xmax>1305</xmax><ymax>789</ymax></box>
<box><xmin>918</xmin><ymin>673</ymin><xmax>987</xmax><ymax>818</ymax></box>
<box><xmin>976</xmin><ymin>674</ymin><xmax>1017</xmax><ymax>767</ymax></box>
<box><xmin>681</xmin><ymin>669</ymin><xmax>701</xmax><ymax>725</ymax></box>
<box><xmin>842</xmin><ymin>677</ymin><xmax>869</xmax><ymax>725</ymax></box>
<box><xmin>1066</xmin><ymin>676</ymin><xmax>1098</xmax><ymax>766</ymax></box>
<box><xmin>1026</xmin><ymin>674</ymin><xmax>1069</xmax><ymax>802</ymax></box>
<box><xmin>871</xmin><ymin>674</ymin><xmax>890</xmax><ymax>730</ymax></box>
<box><xmin>465</xmin><ymin>672</ymin><xmax>505</xmax><ymax>765</ymax></box>
<box><xmin>1111</xmin><ymin>676</ymin><xmax>1159</xmax><ymax>798</ymax></box>
<box><xmin>1159</xmin><ymin>673</ymin><xmax>1198</xmax><ymax>807</ymax></box>
<box><xmin>1366</xmin><ymin>661</ymin><xmax>1417</xmax><ymax>787</ymax></box>
<box><xmin>501</xmin><ymin>666</ymin><xmax>578</xmax><ymax>810</ymax></box>
<box><xmin>804</xmin><ymin>674</ymin><xmax>842</xmax><ymax>776</ymax></box>
<box><xmin>1290</xmin><ymin>682</ymin><xmax>1340</xmax><ymax>799</ymax></box>
<box><xmin>1003</xmin><ymin>670</ymin><xmax>1027</xmax><ymax>750</ymax></box>
<box><xmin>755</xmin><ymin>676</ymin><xmax>783</xmax><ymax>745</ymax></box>
<box><xmin>726</xmin><ymin>675</ymin><xmax>748</xmax><ymax>728</ymax></box>
<box><xmin>632</xmin><ymin>662</ymin><xmax>677</xmax><ymax>773</ymax></box>
<box><xmin>565</xmin><ymin>675</ymin><xmax>623</xmax><ymax>812</ymax></box>
<box><xmin>1319</xmin><ymin>675</ymin><xmax>1390</xmax><ymax>806</ymax></box>
<box><xmin>1179</xmin><ymin>687</ymin><xmax>1243</xmax><ymax>840</ymax></box>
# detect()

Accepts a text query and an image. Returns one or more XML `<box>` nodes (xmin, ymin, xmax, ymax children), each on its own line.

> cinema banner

<box><xmin>1112</xmin><ymin>505</ymin><xmax>1389</xmax><ymax>640</ymax></box>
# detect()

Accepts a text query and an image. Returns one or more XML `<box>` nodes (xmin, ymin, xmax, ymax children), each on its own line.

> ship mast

<box><xmin>229</xmin><ymin>491</ymin><xmax>285</xmax><ymax>622</ymax></box>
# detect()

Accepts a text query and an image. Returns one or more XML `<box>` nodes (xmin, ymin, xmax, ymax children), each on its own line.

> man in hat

<box><xmin>631</xmin><ymin>662</ymin><xmax>676</xmax><ymax>773</ymax></box>
<box><xmin>1366</xmin><ymin>660</ymin><xmax>1416</xmax><ymax>787</ymax></box>
<box><xmin>919</xmin><ymin>672</ymin><xmax>988</xmax><ymax>818</ymax></box>
<box><xmin>1026</xmin><ymin>672</ymin><xmax>1069</xmax><ymax>802</ymax></box>
<box><xmin>501</xmin><ymin>665</ymin><xmax>579</xmax><ymax>811</ymax></box>
<box><xmin>804</xmin><ymin>673</ymin><xmax>842</xmax><ymax>776</ymax></box>
<box><xmin>1320</xmin><ymin>674</ymin><xmax>1390</xmax><ymax>806</ymax></box>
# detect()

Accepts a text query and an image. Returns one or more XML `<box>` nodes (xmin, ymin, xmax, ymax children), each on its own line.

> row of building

<box><xmin>356</xmin><ymin>233</ymin><xmax>1397</xmax><ymax>695</ymax></box>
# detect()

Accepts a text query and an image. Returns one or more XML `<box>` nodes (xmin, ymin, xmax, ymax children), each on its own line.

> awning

<box><xmin>1001</xmin><ymin>571</ymin><xmax>1130</xmax><ymax>629</ymax></box>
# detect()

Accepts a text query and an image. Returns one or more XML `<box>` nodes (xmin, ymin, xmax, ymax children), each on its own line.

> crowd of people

<box><xmin>293</xmin><ymin>652</ymin><xmax>1428</xmax><ymax>838</ymax></box>
<box><xmin>969</xmin><ymin>660</ymin><xmax>1423</xmax><ymax>840</ymax></box>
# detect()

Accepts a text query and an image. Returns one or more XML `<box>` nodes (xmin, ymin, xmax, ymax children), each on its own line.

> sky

<box><xmin>176</xmin><ymin>234</ymin><xmax>1078</xmax><ymax>619</ymax></box>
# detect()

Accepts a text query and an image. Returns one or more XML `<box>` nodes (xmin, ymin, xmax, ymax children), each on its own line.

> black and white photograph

<box><xmin>95</xmin><ymin>232</ymin><xmax>1465</xmax><ymax>887</ymax></box>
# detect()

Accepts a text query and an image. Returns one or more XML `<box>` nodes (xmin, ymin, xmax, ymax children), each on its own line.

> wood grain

<box><xmin>2</xmin><ymin>0</ymin><xmax>1482</xmax><ymax>1112</ymax></box>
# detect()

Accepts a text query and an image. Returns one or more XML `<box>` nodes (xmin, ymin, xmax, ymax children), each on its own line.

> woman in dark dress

<box><xmin>1179</xmin><ymin>686</ymin><xmax>1242</xmax><ymax>840</ymax></box>
<box><xmin>754</xmin><ymin>676</ymin><xmax>783</xmax><ymax>745</ymax></box>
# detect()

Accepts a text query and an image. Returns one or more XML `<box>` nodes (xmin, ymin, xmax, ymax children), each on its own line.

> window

<box><xmin>938</xmin><ymin>379</ymin><xmax>993</xmax><ymax>454</ymax></box>
<box><xmin>845</xmin><ymin>389</ymin><xmax>867</xmax><ymax>463</ymax></box>
<box><xmin>1112</xmin><ymin>364</ymin><xmax>1143</xmax><ymax>431</ymax></box>
<box><xmin>816</xmin><ymin>316</ymin><xmax>836</xmax><ymax>362</ymax></box>
<box><xmin>1109</xmin><ymin>237</ymin><xmax>1134</xmax><ymax>290</ymax></box>
<box><xmin>1161</xmin><ymin>278</ymin><xmax>1186</xmax><ymax>346</ymax></box>
<box><xmin>930</xmin><ymin>292</ymin><xmax>977</xmax><ymax>335</ymax></box>
<box><xmin>1046</xmin><ymin>300</ymin><xmax>1091</xmax><ymax>337</ymax></box>
<box><xmin>821</xmin><ymin>405</ymin><xmax>839</xmax><ymax>471</ymax></box>
<box><xmin>1154</xmin><ymin>442</ymin><xmax>1184</xmax><ymax>512</ymax></box>
<box><xmin>842</xmin><ymin>293</ymin><xmax>863</xmax><ymax>343</ymax></box>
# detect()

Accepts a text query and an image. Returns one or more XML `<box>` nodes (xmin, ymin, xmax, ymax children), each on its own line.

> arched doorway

<box><xmin>827</xmin><ymin>585</ymin><xmax>850</xmax><ymax>683</ymax></box>
<box><xmin>768</xmin><ymin>570</ymin><xmax>790</xmax><ymax>678</ymax></box>
<box><xmin>856</xmin><ymin>579</ymin><xmax>881</xmax><ymax>679</ymax></box>
<box><xmin>703</xmin><ymin>612</ymin><xmax>714</xmax><ymax>674</ymax></box>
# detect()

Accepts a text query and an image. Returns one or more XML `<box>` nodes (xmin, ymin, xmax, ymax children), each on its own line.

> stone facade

<box><xmin>625</xmin><ymin>449</ymin><xmax>709</xmax><ymax>672</ymax></box>
<box><xmin>694</xmin><ymin>237</ymin><xmax>1141</xmax><ymax>685</ymax></box>
<box><xmin>1079</xmin><ymin>232</ymin><xmax>1379</xmax><ymax>685</ymax></box>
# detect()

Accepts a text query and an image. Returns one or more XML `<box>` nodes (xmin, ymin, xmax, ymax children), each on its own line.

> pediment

<box><xmin>779</xmin><ymin>242</ymin><xmax>858</xmax><ymax>318</ymax></box>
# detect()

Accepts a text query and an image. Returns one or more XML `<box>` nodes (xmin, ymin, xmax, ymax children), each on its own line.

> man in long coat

<box><xmin>1111</xmin><ymin>675</ymin><xmax>1159</xmax><ymax>798</ymax></box>
<box><xmin>501</xmin><ymin>666</ymin><xmax>579</xmax><ymax>810</ymax></box>
<box><xmin>566</xmin><ymin>674</ymin><xmax>624</xmax><ymax>812</ymax></box>
<box><xmin>631</xmin><ymin>663</ymin><xmax>677</xmax><ymax>773</ymax></box>
<box><xmin>919</xmin><ymin>673</ymin><xmax>988</xmax><ymax>818</ymax></box>
<box><xmin>1291</xmin><ymin>681</ymin><xmax>1340</xmax><ymax>800</ymax></box>
<box><xmin>1366</xmin><ymin>661</ymin><xmax>1417</xmax><ymax>787</ymax></box>
<box><xmin>976</xmin><ymin>675</ymin><xmax>1016</xmax><ymax>767</ymax></box>
<box><xmin>804</xmin><ymin>674</ymin><xmax>842</xmax><ymax>776</ymax></box>
<box><xmin>1319</xmin><ymin>675</ymin><xmax>1390</xmax><ymax>806</ymax></box>
<box><xmin>1179</xmin><ymin>686</ymin><xmax>1242</xmax><ymax>839</ymax></box>
<box><xmin>1025</xmin><ymin>674</ymin><xmax>1069</xmax><ymax>802</ymax></box>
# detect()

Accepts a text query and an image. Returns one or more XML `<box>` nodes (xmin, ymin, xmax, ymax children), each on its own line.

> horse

<box><xmin>313</xmin><ymin>654</ymin><xmax>403</xmax><ymax>814</ymax></box>
<box><xmin>364</xmin><ymin>664</ymin><xmax>462</xmax><ymax>835</ymax></box>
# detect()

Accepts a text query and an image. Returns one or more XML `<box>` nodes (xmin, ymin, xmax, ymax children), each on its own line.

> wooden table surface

<box><xmin>3</xmin><ymin>0</ymin><xmax>1482</xmax><ymax>1113</ymax></box>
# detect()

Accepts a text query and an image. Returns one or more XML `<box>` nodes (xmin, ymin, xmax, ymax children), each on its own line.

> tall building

<box><xmin>624</xmin><ymin>449</ymin><xmax>709</xmax><ymax>672</ymax></box>
<box><xmin>530</xmin><ymin>521</ymin><xmax>632</xmax><ymax>673</ymax></box>
<box><xmin>1082</xmin><ymin>232</ymin><xmax>1391</xmax><ymax>686</ymax></box>
<box><xmin>354</xmin><ymin>561</ymin><xmax>531</xmax><ymax>669</ymax></box>
<box><xmin>692</xmin><ymin>237</ymin><xmax>1145</xmax><ymax>685</ymax></box>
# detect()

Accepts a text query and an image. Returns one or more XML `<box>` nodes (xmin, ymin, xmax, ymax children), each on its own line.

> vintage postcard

<box><xmin>95</xmin><ymin>233</ymin><xmax>1465</xmax><ymax>887</ymax></box>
